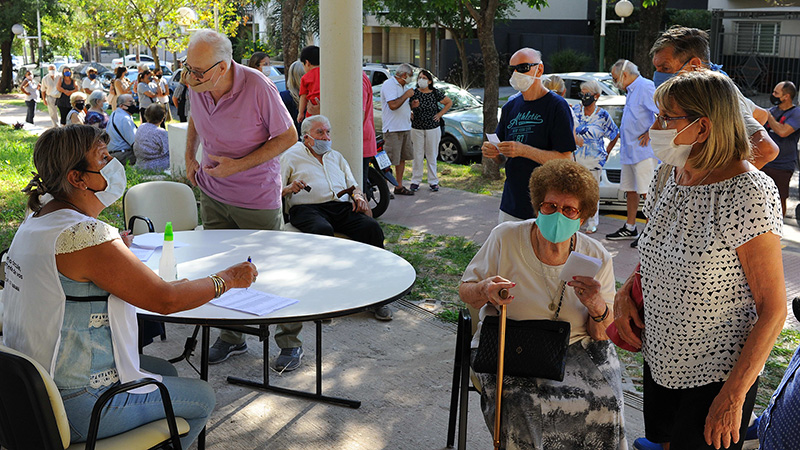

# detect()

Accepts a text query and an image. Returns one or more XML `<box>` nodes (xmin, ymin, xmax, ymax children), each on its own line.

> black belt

<box><xmin>65</xmin><ymin>295</ymin><xmax>109</xmax><ymax>302</ymax></box>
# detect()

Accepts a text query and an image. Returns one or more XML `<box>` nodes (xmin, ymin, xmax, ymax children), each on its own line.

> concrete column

<box><xmin>382</xmin><ymin>27</ymin><xmax>390</xmax><ymax>63</ymax></box>
<box><xmin>420</xmin><ymin>28</ymin><xmax>427</xmax><ymax>68</ymax></box>
<box><xmin>320</xmin><ymin>0</ymin><xmax>364</xmax><ymax>184</ymax></box>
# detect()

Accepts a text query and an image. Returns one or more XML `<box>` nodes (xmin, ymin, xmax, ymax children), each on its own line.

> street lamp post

<box><xmin>598</xmin><ymin>0</ymin><xmax>633</xmax><ymax>72</ymax></box>
<box><xmin>12</xmin><ymin>11</ymin><xmax>44</xmax><ymax>77</ymax></box>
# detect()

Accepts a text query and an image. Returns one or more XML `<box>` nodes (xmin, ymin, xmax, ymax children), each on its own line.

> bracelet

<box><xmin>591</xmin><ymin>305</ymin><xmax>609</xmax><ymax>322</ymax></box>
<box><xmin>209</xmin><ymin>274</ymin><xmax>227</xmax><ymax>298</ymax></box>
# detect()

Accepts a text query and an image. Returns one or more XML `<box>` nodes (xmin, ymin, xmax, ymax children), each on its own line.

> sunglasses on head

<box><xmin>508</xmin><ymin>62</ymin><xmax>539</xmax><ymax>75</ymax></box>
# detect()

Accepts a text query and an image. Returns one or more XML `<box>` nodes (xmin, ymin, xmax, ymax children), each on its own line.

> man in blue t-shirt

<box><xmin>763</xmin><ymin>80</ymin><xmax>800</xmax><ymax>217</ymax></box>
<box><xmin>481</xmin><ymin>47</ymin><xmax>575</xmax><ymax>222</ymax></box>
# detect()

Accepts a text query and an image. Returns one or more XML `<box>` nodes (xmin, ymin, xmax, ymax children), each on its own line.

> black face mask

<box><xmin>74</xmin><ymin>102</ymin><xmax>85</xmax><ymax>110</ymax></box>
<box><xmin>770</xmin><ymin>94</ymin><xmax>782</xmax><ymax>106</ymax></box>
<box><xmin>580</xmin><ymin>93</ymin><xmax>596</xmax><ymax>107</ymax></box>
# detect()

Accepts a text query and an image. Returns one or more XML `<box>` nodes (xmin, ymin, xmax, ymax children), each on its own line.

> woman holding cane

<box><xmin>459</xmin><ymin>159</ymin><xmax>625</xmax><ymax>450</ymax></box>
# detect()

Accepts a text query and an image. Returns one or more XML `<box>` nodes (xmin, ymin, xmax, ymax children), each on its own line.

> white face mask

<box><xmin>650</xmin><ymin>118</ymin><xmax>699</xmax><ymax>168</ymax></box>
<box><xmin>48</xmin><ymin>69</ymin><xmax>56</xmax><ymax>77</ymax></box>
<box><xmin>417</xmin><ymin>79</ymin><xmax>429</xmax><ymax>89</ymax></box>
<box><xmin>305</xmin><ymin>135</ymin><xmax>331</xmax><ymax>155</ymax></box>
<box><xmin>509</xmin><ymin>70</ymin><xmax>538</xmax><ymax>93</ymax></box>
<box><xmin>85</xmin><ymin>158</ymin><xmax>126</xmax><ymax>207</ymax></box>
<box><xmin>262</xmin><ymin>66</ymin><xmax>271</xmax><ymax>76</ymax></box>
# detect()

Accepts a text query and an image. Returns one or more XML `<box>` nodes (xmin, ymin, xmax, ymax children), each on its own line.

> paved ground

<box><xmin>3</xmin><ymin>98</ymin><xmax>799</xmax><ymax>449</ymax></box>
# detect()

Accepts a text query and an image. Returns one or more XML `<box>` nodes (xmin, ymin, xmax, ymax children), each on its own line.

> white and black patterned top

<box><xmin>639</xmin><ymin>168</ymin><xmax>782</xmax><ymax>389</ymax></box>
<box><xmin>410</xmin><ymin>88</ymin><xmax>446</xmax><ymax>130</ymax></box>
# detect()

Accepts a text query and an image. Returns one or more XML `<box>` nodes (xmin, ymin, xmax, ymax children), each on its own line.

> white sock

<box><xmin>625</xmin><ymin>223</ymin><xmax>636</xmax><ymax>231</ymax></box>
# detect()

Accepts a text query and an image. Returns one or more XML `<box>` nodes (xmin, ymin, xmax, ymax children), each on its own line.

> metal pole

<box><xmin>599</xmin><ymin>0</ymin><xmax>607</xmax><ymax>72</ymax></box>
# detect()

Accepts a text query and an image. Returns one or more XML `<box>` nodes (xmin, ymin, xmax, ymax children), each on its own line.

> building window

<box><xmin>735</xmin><ymin>21</ymin><xmax>780</xmax><ymax>56</ymax></box>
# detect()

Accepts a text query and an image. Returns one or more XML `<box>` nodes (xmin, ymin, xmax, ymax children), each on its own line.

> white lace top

<box><xmin>55</xmin><ymin>219</ymin><xmax>120</xmax><ymax>254</ymax></box>
<box><xmin>639</xmin><ymin>169</ymin><xmax>782</xmax><ymax>389</ymax></box>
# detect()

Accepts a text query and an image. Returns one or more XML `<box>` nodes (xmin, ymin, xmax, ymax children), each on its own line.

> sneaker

<box><xmin>273</xmin><ymin>347</ymin><xmax>303</xmax><ymax>372</ymax></box>
<box><xmin>606</xmin><ymin>225</ymin><xmax>638</xmax><ymax>240</ymax></box>
<box><xmin>409</xmin><ymin>183</ymin><xmax>420</xmax><ymax>192</ymax></box>
<box><xmin>429</xmin><ymin>184</ymin><xmax>439</xmax><ymax>192</ymax></box>
<box><xmin>630</xmin><ymin>236</ymin><xmax>640</xmax><ymax>248</ymax></box>
<box><xmin>368</xmin><ymin>304</ymin><xmax>393</xmax><ymax>321</ymax></box>
<box><xmin>208</xmin><ymin>338</ymin><xmax>247</xmax><ymax>365</ymax></box>
<box><xmin>633</xmin><ymin>438</ymin><xmax>663</xmax><ymax>450</ymax></box>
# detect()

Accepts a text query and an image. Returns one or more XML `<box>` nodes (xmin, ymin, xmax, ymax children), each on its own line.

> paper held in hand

<box><xmin>211</xmin><ymin>288</ymin><xmax>298</xmax><ymax>316</ymax></box>
<box><xmin>558</xmin><ymin>251</ymin><xmax>602</xmax><ymax>282</ymax></box>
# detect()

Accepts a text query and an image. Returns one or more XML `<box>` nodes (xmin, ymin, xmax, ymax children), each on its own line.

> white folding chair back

<box><xmin>123</xmin><ymin>181</ymin><xmax>198</xmax><ymax>235</ymax></box>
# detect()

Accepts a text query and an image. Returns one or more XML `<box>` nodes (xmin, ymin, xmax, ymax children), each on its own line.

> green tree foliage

<box><xmin>0</xmin><ymin>0</ymin><xmax>59</xmax><ymax>93</ymax></box>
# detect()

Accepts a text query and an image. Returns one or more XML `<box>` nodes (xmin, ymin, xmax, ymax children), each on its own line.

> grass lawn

<box><xmin>400</xmin><ymin>160</ymin><xmax>506</xmax><ymax>196</ymax></box>
<box><xmin>1</xmin><ymin>122</ymin><xmax>797</xmax><ymax>412</ymax></box>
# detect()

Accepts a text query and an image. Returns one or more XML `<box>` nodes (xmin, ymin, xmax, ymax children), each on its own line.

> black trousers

<box><xmin>25</xmin><ymin>100</ymin><xmax>36</xmax><ymax>123</ymax></box>
<box><xmin>289</xmin><ymin>201</ymin><xmax>384</xmax><ymax>248</ymax></box>
<box><xmin>58</xmin><ymin>105</ymin><xmax>71</xmax><ymax>125</ymax></box>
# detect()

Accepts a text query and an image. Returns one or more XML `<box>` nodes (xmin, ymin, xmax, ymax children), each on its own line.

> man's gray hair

<box><xmin>189</xmin><ymin>29</ymin><xmax>233</xmax><ymax>64</ymax></box>
<box><xmin>611</xmin><ymin>59</ymin><xmax>639</xmax><ymax>76</ymax></box>
<box><xmin>117</xmin><ymin>94</ymin><xmax>133</xmax><ymax>107</ymax></box>
<box><xmin>301</xmin><ymin>114</ymin><xmax>331</xmax><ymax>135</ymax></box>
<box><xmin>47</xmin><ymin>64</ymin><xmax>56</xmax><ymax>70</ymax></box>
<box><xmin>396</xmin><ymin>63</ymin><xmax>414</xmax><ymax>76</ymax></box>
<box><xmin>87</xmin><ymin>89</ymin><xmax>106</xmax><ymax>107</ymax></box>
<box><xmin>580</xmin><ymin>79</ymin><xmax>603</xmax><ymax>95</ymax></box>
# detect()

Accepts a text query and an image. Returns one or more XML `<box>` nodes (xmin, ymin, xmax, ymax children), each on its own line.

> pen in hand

<box><xmin>247</xmin><ymin>256</ymin><xmax>252</xmax><ymax>290</ymax></box>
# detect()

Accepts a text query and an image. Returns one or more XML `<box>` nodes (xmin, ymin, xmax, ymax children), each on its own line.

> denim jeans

<box><xmin>61</xmin><ymin>355</ymin><xmax>215</xmax><ymax>448</ymax></box>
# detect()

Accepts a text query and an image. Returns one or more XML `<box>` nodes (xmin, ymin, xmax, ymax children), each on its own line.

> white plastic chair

<box><xmin>122</xmin><ymin>181</ymin><xmax>199</xmax><ymax>236</ymax></box>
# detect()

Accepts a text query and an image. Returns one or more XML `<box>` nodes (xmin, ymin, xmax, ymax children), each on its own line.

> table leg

<box><xmin>227</xmin><ymin>320</ymin><xmax>361</xmax><ymax>408</ymax></box>
<box><xmin>197</xmin><ymin>326</ymin><xmax>210</xmax><ymax>450</ymax></box>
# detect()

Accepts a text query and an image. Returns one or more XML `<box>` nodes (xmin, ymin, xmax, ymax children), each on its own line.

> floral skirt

<box><xmin>474</xmin><ymin>339</ymin><xmax>627</xmax><ymax>450</ymax></box>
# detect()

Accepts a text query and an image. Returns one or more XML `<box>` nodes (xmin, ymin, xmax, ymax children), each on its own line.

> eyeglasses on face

<box><xmin>508</xmin><ymin>62</ymin><xmax>539</xmax><ymax>76</ymax></box>
<box><xmin>653</xmin><ymin>113</ymin><xmax>698</xmax><ymax>130</ymax></box>
<box><xmin>539</xmin><ymin>202</ymin><xmax>580</xmax><ymax>220</ymax></box>
<box><xmin>184</xmin><ymin>60</ymin><xmax>222</xmax><ymax>79</ymax></box>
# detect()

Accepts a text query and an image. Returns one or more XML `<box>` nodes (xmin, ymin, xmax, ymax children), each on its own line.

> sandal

<box><xmin>394</xmin><ymin>186</ymin><xmax>415</xmax><ymax>196</ymax></box>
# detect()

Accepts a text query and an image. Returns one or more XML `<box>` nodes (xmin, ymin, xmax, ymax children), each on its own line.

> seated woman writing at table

<box><xmin>3</xmin><ymin>124</ymin><xmax>257</xmax><ymax>448</ymax></box>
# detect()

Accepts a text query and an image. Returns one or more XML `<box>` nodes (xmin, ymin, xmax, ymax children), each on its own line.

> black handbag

<box><xmin>472</xmin><ymin>315</ymin><xmax>571</xmax><ymax>381</ymax></box>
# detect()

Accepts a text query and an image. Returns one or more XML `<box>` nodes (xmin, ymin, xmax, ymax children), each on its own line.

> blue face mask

<box><xmin>536</xmin><ymin>211</ymin><xmax>581</xmax><ymax>244</ymax></box>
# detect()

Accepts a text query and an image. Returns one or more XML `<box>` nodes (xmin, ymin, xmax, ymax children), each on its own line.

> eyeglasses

<box><xmin>508</xmin><ymin>63</ymin><xmax>539</xmax><ymax>75</ymax></box>
<box><xmin>183</xmin><ymin>60</ymin><xmax>222</xmax><ymax>79</ymax></box>
<box><xmin>539</xmin><ymin>202</ymin><xmax>580</xmax><ymax>220</ymax></box>
<box><xmin>653</xmin><ymin>113</ymin><xmax>698</xmax><ymax>130</ymax></box>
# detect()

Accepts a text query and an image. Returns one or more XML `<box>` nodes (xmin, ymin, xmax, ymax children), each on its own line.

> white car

<box><xmin>547</xmin><ymin>72</ymin><xmax>629</xmax><ymax>204</ymax></box>
<box><xmin>112</xmin><ymin>54</ymin><xmax>172</xmax><ymax>70</ymax></box>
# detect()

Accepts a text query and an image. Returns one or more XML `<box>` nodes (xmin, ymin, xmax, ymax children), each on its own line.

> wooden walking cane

<box><xmin>493</xmin><ymin>288</ymin><xmax>510</xmax><ymax>450</ymax></box>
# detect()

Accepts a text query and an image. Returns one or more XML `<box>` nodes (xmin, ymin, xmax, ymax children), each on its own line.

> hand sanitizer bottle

<box><xmin>159</xmin><ymin>221</ymin><xmax>177</xmax><ymax>280</ymax></box>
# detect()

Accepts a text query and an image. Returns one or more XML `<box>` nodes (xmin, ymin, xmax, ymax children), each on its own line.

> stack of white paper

<box><xmin>210</xmin><ymin>288</ymin><xmax>298</xmax><ymax>316</ymax></box>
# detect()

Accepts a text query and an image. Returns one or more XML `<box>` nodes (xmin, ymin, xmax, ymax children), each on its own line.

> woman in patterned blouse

<box><xmin>613</xmin><ymin>70</ymin><xmax>787</xmax><ymax>450</ymax></box>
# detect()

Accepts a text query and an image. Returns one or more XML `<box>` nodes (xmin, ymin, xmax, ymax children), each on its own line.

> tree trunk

<box><xmin>151</xmin><ymin>45</ymin><xmax>161</xmax><ymax>71</ymax></box>
<box><xmin>0</xmin><ymin>39</ymin><xmax>13</xmax><ymax>93</ymax></box>
<box><xmin>475</xmin><ymin>0</ymin><xmax>502</xmax><ymax>180</ymax></box>
<box><xmin>451</xmin><ymin>31</ymin><xmax>470</xmax><ymax>88</ymax></box>
<box><xmin>282</xmin><ymin>0</ymin><xmax>308</xmax><ymax>64</ymax></box>
<box><xmin>633</xmin><ymin>1</ymin><xmax>668</xmax><ymax>80</ymax></box>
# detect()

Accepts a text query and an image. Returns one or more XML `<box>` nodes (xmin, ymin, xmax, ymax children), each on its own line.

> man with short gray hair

<box><xmin>40</xmin><ymin>64</ymin><xmax>61</xmax><ymax>127</ymax></box>
<box><xmin>606</xmin><ymin>59</ymin><xmax>657</xmax><ymax>246</ymax></box>
<box><xmin>183</xmin><ymin>29</ymin><xmax>302</xmax><ymax>370</ymax></box>
<box><xmin>106</xmin><ymin>94</ymin><xmax>138</xmax><ymax>165</ymax></box>
<box><xmin>381</xmin><ymin>63</ymin><xmax>416</xmax><ymax>195</ymax></box>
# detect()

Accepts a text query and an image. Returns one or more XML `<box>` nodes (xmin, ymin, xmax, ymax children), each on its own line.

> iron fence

<box><xmin>712</xmin><ymin>32</ymin><xmax>800</xmax><ymax>96</ymax></box>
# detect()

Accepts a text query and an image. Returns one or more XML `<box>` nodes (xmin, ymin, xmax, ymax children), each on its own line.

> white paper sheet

<box><xmin>210</xmin><ymin>288</ymin><xmax>298</xmax><ymax>316</ymax></box>
<box><xmin>131</xmin><ymin>232</ymin><xmax>189</xmax><ymax>249</ymax></box>
<box><xmin>487</xmin><ymin>133</ymin><xmax>500</xmax><ymax>145</ymax></box>
<box><xmin>559</xmin><ymin>251</ymin><xmax>602</xmax><ymax>282</ymax></box>
<box><xmin>129</xmin><ymin>246</ymin><xmax>155</xmax><ymax>262</ymax></box>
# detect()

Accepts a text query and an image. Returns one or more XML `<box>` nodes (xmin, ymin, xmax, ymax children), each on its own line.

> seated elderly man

<box><xmin>281</xmin><ymin>114</ymin><xmax>391</xmax><ymax>320</ymax></box>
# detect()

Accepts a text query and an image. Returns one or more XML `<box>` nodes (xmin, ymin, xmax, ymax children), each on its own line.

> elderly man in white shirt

<box><xmin>281</xmin><ymin>115</ymin><xmax>390</xmax><ymax>319</ymax></box>
<box><xmin>40</xmin><ymin>64</ymin><xmax>61</xmax><ymax>127</ymax></box>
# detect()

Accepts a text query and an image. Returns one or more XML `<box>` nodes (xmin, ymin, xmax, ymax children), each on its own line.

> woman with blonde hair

<box><xmin>614</xmin><ymin>69</ymin><xmax>786</xmax><ymax>450</ymax></box>
<box><xmin>66</xmin><ymin>91</ymin><xmax>87</xmax><ymax>125</ymax></box>
<box><xmin>280</xmin><ymin>60</ymin><xmax>305</xmax><ymax>138</ymax></box>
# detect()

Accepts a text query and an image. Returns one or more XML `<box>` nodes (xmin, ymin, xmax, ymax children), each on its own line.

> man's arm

<box><xmin>185</xmin><ymin>117</ymin><xmax>201</xmax><ymax>186</ymax></box>
<box><xmin>203</xmin><ymin>125</ymin><xmax>298</xmax><ymax>179</ymax></box>
<box><xmin>122</xmin><ymin>115</ymin><xmax>137</xmax><ymax>146</ymax></box>
<box><xmin>386</xmin><ymin>89</ymin><xmax>413</xmax><ymax>111</ymax></box>
<box><xmin>766</xmin><ymin>113</ymin><xmax>796</xmax><ymax>138</ymax></box>
<box><xmin>495</xmin><ymin>141</ymin><xmax>572</xmax><ymax>163</ymax></box>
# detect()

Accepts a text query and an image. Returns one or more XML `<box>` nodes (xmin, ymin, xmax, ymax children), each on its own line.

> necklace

<box><xmin>57</xmin><ymin>198</ymin><xmax>88</xmax><ymax>216</ymax></box>
<box><xmin>532</xmin><ymin>226</ymin><xmax>573</xmax><ymax>315</ymax></box>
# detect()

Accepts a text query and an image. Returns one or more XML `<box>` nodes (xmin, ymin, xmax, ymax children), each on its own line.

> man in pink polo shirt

<box><xmin>183</xmin><ymin>29</ymin><xmax>302</xmax><ymax>370</ymax></box>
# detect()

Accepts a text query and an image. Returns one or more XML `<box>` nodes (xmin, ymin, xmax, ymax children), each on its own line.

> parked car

<box><xmin>371</xmin><ymin>79</ymin><xmax>498</xmax><ymax>164</ymax></box>
<box><xmin>112</xmin><ymin>54</ymin><xmax>172</xmax><ymax>70</ymax></box>
<box><xmin>546</xmin><ymin>72</ymin><xmax>629</xmax><ymax>205</ymax></box>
